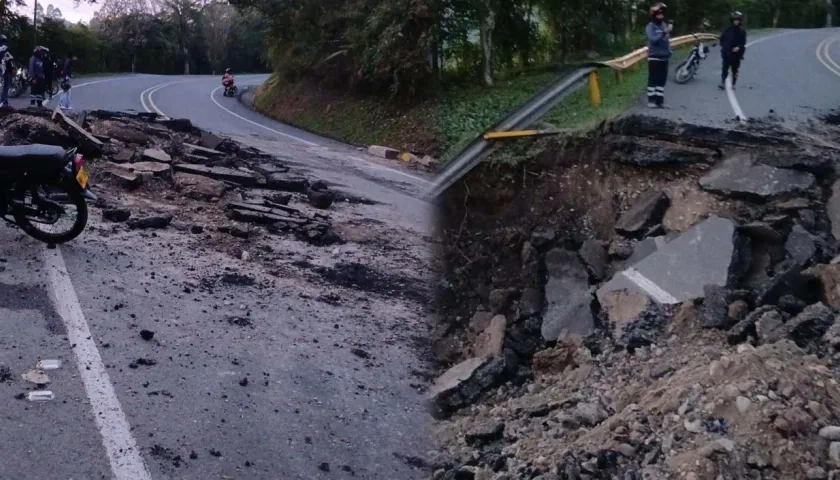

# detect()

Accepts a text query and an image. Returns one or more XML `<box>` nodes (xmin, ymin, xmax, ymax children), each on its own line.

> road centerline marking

<box><xmin>817</xmin><ymin>36</ymin><xmax>840</xmax><ymax>77</ymax></box>
<box><xmin>43</xmin><ymin>247</ymin><xmax>152</xmax><ymax>480</ymax></box>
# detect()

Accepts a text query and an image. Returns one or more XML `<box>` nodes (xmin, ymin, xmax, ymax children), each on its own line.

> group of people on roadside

<box><xmin>645</xmin><ymin>2</ymin><xmax>747</xmax><ymax>108</ymax></box>
<box><xmin>0</xmin><ymin>34</ymin><xmax>77</xmax><ymax>110</ymax></box>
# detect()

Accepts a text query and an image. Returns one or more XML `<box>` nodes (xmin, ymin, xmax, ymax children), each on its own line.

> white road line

<box><xmin>816</xmin><ymin>36</ymin><xmax>840</xmax><ymax>77</ymax></box>
<box><xmin>210</xmin><ymin>86</ymin><xmax>317</xmax><ymax>146</ymax></box>
<box><xmin>140</xmin><ymin>80</ymin><xmax>186</xmax><ymax>119</ymax></box>
<box><xmin>209</xmin><ymin>86</ymin><xmax>433</xmax><ymax>185</ymax></box>
<box><xmin>726</xmin><ymin>30</ymin><xmax>809</xmax><ymax>122</ymax></box>
<box><xmin>29</xmin><ymin>77</ymin><xmax>126</xmax><ymax>107</ymax></box>
<box><xmin>43</xmin><ymin>248</ymin><xmax>152</xmax><ymax>480</ymax></box>
<box><xmin>621</xmin><ymin>268</ymin><xmax>680</xmax><ymax>304</ymax></box>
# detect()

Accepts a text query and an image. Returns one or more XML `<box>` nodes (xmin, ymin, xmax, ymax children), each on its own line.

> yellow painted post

<box><xmin>588</xmin><ymin>71</ymin><xmax>601</xmax><ymax>107</ymax></box>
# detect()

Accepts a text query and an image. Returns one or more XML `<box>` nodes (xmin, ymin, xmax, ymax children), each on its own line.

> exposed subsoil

<box><xmin>430</xmin><ymin>111</ymin><xmax>840</xmax><ymax>479</ymax></box>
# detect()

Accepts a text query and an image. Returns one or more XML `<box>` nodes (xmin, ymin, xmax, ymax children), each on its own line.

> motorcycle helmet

<box><xmin>225</xmin><ymin>68</ymin><xmax>231</xmax><ymax>74</ymax></box>
<box><xmin>650</xmin><ymin>2</ymin><xmax>666</xmax><ymax>18</ymax></box>
<box><xmin>0</xmin><ymin>34</ymin><xmax>7</xmax><ymax>45</ymax></box>
<box><xmin>731</xmin><ymin>11</ymin><xmax>743</xmax><ymax>22</ymax></box>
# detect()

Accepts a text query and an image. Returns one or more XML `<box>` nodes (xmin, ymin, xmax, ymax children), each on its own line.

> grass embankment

<box><xmin>253</xmin><ymin>47</ymin><xmax>691</xmax><ymax>161</ymax></box>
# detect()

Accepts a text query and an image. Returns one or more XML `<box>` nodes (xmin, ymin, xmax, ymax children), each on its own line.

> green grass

<box><xmin>542</xmin><ymin>46</ymin><xmax>693</xmax><ymax>132</ymax></box>
<box><xmin>252</xmin><ymin>46</ymin><xmax>693</xmax><ymax>160</ymax></box>
<box><xmin>435</xmin><ymin>70</ymin><xmax>570</xmax><ymax>160</ymax></box>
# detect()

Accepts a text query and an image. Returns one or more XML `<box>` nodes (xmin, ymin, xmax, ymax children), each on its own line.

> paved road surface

<box><xmin>626</xmin><ymin>28</ymin><xmax>840</xmax><ymax>124</ymax></box>
<box><xmin>2</xmin><ymin>74</ymin><xmax>435</xmax><ymax>479</ymax></box>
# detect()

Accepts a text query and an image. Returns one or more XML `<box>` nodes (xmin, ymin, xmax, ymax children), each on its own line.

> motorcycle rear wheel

<box><xmin>12</xmin><ymin>182</ymin><xmax>88</xmax><ymax>244</ymax></box>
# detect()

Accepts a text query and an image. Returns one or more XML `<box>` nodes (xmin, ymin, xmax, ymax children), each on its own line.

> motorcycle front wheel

<box><xmin>673</xmin><ymin>60</ymin><xmax>694</xmax><ymax>84</ymax></box>
<box><xmin>12</xmin><ymin>182</ymin><xmax>88</xmax><ymax>244</ymax></box>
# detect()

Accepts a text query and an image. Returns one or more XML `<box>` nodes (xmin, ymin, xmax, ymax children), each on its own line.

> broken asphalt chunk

<box><xmin>52</xmin><ymin>107</ymin><xmax>103</xmax><ymax>156</ymax></box>
<box><xmin>541</xmin><ymin>248</ymin><xmax>594</xmax><ymax>342</ymax></box>
<box><xmin>266</xmin><ymin>173</ymin><xmax>309</xmax><ymax>192</ymax></box>
<box><xmin>127</xmin><ymin>213</ymin><xmax>173</xmax><ymax>230</ymax></box>
<box><xmin>598</xmin><ymin>216</ymin><xmax>750</xmax><ymax>305</ymax></box>
<box><xmin>429</xmin><ymin>356</ymin><xmax>506</xmax><ymax>418</ymax></box>
<box><xmin>102</xmin><ymin>208</ymin><xmax>131</xmax><ymax>223</ymax></box>
<box><xmin>184</xmin><ymin>142</ymin><xmax>223</xmax><ymax>158</ymax></box>
<box><xmin>699</xmin><ymin>155</ymin><xmax>816</xmax><ymax>202</ymax></box>
<box><xmin>142</xmin><ymin>148</ymin><xmax>171</xmax><ymax>163</ymax></box>
<box><xmin>615</xmin><ymin>189</ymin><xmax>671</xmax><ymax>238</ymax></box>
<box><xmin>600</xmin><ymin>289</ymin><xmax>666</xmax><ymax>350</ymax></box>
<box><xmin>173</xmin><ymin>164</ymin><xmax>258</xmax><ymax>187</ymax></box>
<box><xmin>308</xmin><ymin>190</ymin><xmax>334</xmax><ymax>209</ymax></box>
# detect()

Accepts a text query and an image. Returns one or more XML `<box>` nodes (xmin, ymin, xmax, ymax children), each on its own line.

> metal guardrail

<box><xmin>422</xmin><ymin>32</ymin><xmax>719</xmax><ymax>201</ymax></box>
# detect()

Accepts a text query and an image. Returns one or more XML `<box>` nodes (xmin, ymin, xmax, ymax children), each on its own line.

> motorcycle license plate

<box><xmin>76</xmin><ymin>166</ymin><xmax>88</xmax><ymax>189</ymax></box>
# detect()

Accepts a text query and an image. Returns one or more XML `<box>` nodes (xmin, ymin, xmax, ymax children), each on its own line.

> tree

<box><xmin>200</xmin><ymin>0</ymin><xmax>233</xmax><ymax>72</ymax></box>
<box><xmin>45</xmin><ymin>4</ymin><xmax>63</xmax><ymax>20</ymax></box>
<box><xmin>161</xmin><ymin>0</ymin><xmax>202</xmax><ymax>74</ymax></box>
<box><xmin>92</xmin><ymin>0</ymin><xmax>157</xmax><ymax>72</ymax></box>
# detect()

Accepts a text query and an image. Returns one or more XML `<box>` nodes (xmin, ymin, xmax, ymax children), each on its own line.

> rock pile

<box><xmin>0</xmin><ymin>107</ymin><xmax>339</xmax><ymax>245</ymax></box>
<box><xmin>432</xmin><ymin>113</ymin><xmax>840</xmax><ymax>479</ymax></box>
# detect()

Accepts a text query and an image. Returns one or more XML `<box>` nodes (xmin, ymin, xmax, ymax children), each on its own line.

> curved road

<box><xmin>627</xmin><ymin>27</ymin><xmax>840</xmax><ymax>124</ymax></box>
<box><xmin>1</xmin><ymin>74</ymin><xmax>434</xmax><ymax>479</ymax></box>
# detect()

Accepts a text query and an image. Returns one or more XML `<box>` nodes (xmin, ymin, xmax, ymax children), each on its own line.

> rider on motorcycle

<box><xmin>222</xmin><ymin>68</ymin><xmax>234</xmax><ymax>88</ymax></box>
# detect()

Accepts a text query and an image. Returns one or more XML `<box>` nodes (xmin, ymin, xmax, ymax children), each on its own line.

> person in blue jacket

<box><xmin>718</xmin><ymin>12</ymin><xmax>747</xmax><ymax>90</ymax></box>
<box><xmin>645</xmin><ymin>2</ymin><xmax>673</xmax><ymax>108</ymax></box>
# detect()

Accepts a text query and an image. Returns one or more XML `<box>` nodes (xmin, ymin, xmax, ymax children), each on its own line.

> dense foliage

<box><xmin>231</xmin><ymin>0</ymin><xmax>838</xmax><ymax>99</ymax></box>
<box><xmin>0</xmin><ymin>0</ymin><xmax>270</xmax><ymax>75</ymax></box>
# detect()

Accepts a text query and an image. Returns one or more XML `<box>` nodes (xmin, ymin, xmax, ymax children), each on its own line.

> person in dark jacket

<box><xmin>43</xmin><ymin>48</ymin><xmax>56</xmax><ymax>99</ymax></box>
<box><xmin>29</xmin><ymin>46</ymin><xmax>46</xmax><ymax>107</ymax></box>
<box><xmin>645</xmin><ymin>2</ymin><xmax>673</xmax><ymax>108</ymax></box>
<box><xmin>718</xmin><ymin>11</ymin><xmax>747</xmax><ymax>90</ymax></box>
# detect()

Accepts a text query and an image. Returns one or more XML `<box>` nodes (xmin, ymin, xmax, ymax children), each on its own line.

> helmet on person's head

<box><xmin>650</xmin><ymin>2</ymin><xmax>666</xmax><ymax>18</ymax></box>
<box><xmin>0</xmin><ymin>34</ymin><xmax>7</xmax><ymax>45</ymax></box>
<box><xmin>731</xmin><ymin>11</ymin><xmax>743</xmax><ymax>22</ymax></box>
<box><xmin>225</xmin><ymin>68</ymin><xmax>231</xmax><ymax>74</ymax></box>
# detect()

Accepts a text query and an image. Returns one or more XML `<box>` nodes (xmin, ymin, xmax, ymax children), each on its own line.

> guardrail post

<box><xmin>588</xmin><ymin>71</ymin><xmax>601</xmax><ymax>107</ymax></box>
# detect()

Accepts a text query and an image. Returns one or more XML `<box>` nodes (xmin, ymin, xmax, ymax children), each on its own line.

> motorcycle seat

<box><xmin>0</xmin><ymin>144</ymin><xmax>65</xmax><ymax>169</ymax></box>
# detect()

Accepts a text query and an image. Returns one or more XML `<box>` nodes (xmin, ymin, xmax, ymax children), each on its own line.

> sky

<box><xmin>16</xmin><ymin>0</ymin><xmax>101</xmax><ymax>24</ymax></box>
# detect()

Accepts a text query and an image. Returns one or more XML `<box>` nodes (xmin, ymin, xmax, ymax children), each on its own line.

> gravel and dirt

<box><xmin>431</xmin><ymin>110</ymin><xmax>840</xmax><ymax>480</ymax></box>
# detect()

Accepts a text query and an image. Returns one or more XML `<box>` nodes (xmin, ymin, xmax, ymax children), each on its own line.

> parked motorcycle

<box><xmin>9</xmin><ymin>66</ymin><xmax>29</xmax><ymax>98</ymax></box>
<box><xmin>673</xmin><ymin>34</ymin><xmax>713</xmax><ymax>84</ymax></box>
<box><xmin>0</xmin><ymin>144</ymin><xmax>95</xmax><ymax>244</ymax></box>
<box><xmin>223</xmin><ymin>83</ymin><xmax>238</xmax><ymax>97</ymax></box>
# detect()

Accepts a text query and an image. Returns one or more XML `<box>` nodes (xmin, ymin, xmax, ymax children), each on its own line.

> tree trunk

<box><xmin>827</xmin><ymin>0</ymin><xmax>833</xmax><ymax>27</ymax></box>
<box><xmin>772</xmin><ymin>3</ymin><xmax>781</xmax><ymax>28</ymax></box>
<box><xmin>183</xmin><ymin>46</ymin><xmax>190</xmax><ymax>75</ymax></box>
<box><xmin>479</xmin><ymin>7</ymin><xmax>496</xmax><ymax>86</ymax></box>
<box><xmin>131</xmin><ymin>53</ymin><xmax>136</xmax><ymax>73</ymax></box>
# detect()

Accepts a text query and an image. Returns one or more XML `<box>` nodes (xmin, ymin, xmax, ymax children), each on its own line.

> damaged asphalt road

<box><xmin>626</xmin><ymin>28</ymin><xmax>840</xmax><ymax>125</ymax></box>
<box><xmin>1</xmin><ymin>79</ymin><xmax>434</xmax><ymax>478</ymax></box>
